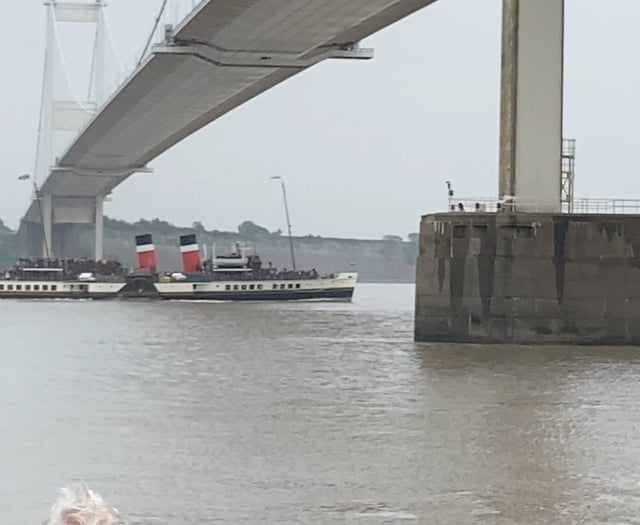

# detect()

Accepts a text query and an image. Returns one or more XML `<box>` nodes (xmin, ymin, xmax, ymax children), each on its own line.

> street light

<box><xmin>445</xmin><ymin>180</ymin><xmax>454</xmax><ymax>211</ymax></box>
<box><xmin>19</xmin><ymin>174</ymin><xmax>51</xmax><ymax>259</ymax></box>
<box><xmin>271</xmin><ymin>176</ymin><xmax>296</xmax><ymax>271</ymax></box>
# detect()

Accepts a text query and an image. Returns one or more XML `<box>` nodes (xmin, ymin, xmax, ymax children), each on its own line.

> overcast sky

<box><xmin>1</xmin><ymin>1</ymin><xmax>638</xmax><ymax>239</ymax></box>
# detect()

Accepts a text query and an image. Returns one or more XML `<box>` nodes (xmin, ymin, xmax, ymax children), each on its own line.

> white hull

<box><xmin>0</xmin><ymin>273</ymin><xmax>357</xmax><ymax>301</ymax></box>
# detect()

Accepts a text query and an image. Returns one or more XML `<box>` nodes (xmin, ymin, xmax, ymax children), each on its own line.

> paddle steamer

<box><xmin>0</xmin><ymin>234</ymin><xmax>357</xmax><ymax>301</ymax></box>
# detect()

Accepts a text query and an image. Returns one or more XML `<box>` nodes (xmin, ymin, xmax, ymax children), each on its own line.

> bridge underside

<box><xmin>28</xmin><ymin>0</ymin><xmax>441</xmax><ymax>200</ymax></box>
<box><xmin>54</xmin><ymin>0</ymin><xmax>439</xmax><ymax>175</ymax></box>
<box><xmin>23</xmin><ymin>0</ymin><xmax>440</xmax><ymax>257</ymax></box>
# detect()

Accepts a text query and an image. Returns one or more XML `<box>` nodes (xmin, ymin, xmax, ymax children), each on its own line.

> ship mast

<box><xmin>271</xmin><ymin>176</ymin><xmax>296</xmax><ymax>271</ymax></box>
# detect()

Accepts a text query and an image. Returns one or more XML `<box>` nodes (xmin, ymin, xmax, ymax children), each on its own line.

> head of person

<box><xmin>44</xmin><ymin>485</ymin><xmax>123</xmax><ymax>525</ymax></box>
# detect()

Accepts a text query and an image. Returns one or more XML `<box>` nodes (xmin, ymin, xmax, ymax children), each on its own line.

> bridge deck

<box><xmin>27</xmin><ymin>0</ymin><xmax>438</xmax><ymax>222</ymax></box>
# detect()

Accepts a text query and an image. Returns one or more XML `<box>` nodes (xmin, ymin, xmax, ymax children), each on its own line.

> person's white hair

<box><xmin>45</xmin><ymin>485</ymin><xmax>123</xmax><ymax>525</ymax></box>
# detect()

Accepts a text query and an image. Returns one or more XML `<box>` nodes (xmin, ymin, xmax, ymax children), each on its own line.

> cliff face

<box><xmin>9</xmin><ymin>219</ymin><xmax>418</xmax><ymax>283</ymax></box>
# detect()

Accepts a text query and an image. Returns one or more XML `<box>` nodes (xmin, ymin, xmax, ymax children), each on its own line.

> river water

<box><xmin>2</xmin><ymin>284</ymin><xmax>640</xmax><ymax>524</ymax></box>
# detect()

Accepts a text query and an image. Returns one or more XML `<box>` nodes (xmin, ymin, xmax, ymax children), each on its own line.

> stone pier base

<box><xmin>415</xmin><ymin>213</ymin><xmax>640</xmax><ymax>345</ymax></box>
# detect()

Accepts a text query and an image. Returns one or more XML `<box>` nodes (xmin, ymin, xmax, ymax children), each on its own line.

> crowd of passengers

<box><xmin>261</xmin><ymin>268</ymin><xmax>321</xmax><ymax>280</ymax></box>
<box><xmin>6</xmin><ymin>258</ymin><xmax>125</xmax><ymax>280</ymax></box>
<box><xmin>5</xmin><ymin>257</ymin><xmax>324</xmax><ymax>281</ymax></box>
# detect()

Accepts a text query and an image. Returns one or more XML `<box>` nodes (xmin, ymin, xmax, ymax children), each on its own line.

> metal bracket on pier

<box><xmin>152</xmin><ymin>41</ymin><xmax>374</xmax><ymax>69</ymax></box>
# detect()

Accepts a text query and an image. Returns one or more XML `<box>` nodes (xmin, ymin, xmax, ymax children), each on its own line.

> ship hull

<box><xmin>157</xmin><ymin>288</ymin><xmax>354</xmax><ymax>301</ymax></box>
<box><xmin>0</xmin><ymin>273</ymin><xmax>357</xmax><ymax>302</ymax></box>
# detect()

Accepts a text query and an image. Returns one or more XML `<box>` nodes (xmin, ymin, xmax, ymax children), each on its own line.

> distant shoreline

<box><xmin>3</xmin><ymin>217</ymin><xmax>419</xmax><ymax>283</ymax></box>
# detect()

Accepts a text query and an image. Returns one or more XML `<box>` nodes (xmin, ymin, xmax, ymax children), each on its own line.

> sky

<box><xmin>1</xmin><ymin>0</ymin><xmax>639</xmax><ymax>240</ymax></box>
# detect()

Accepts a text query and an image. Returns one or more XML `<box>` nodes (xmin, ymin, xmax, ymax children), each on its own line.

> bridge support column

<box><xmin>95</xmin><ymin>195</ymin><xmax>104</xmax><ymax>260</ymax></box>
<box><xmin>415</xmin><ymin>213</ymin><xmax>640</xmax><ymax>345</ymax></box>
<box><xmin>499</xmin><ymin>0</ymin><xmax>564</xmax><ymax>212</ymax></box>
<box><xmin>41</xmin><ymin>194</ymin><xmax>53</xmax><ymax>259</ymax></box>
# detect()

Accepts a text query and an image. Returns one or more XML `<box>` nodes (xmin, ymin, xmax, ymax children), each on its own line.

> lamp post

<box><xmin>271</xmin><ymin>176</ymin><xmax>296</xmax><ymax>271</ymax></box>
<box><xmin>20</xmin><ymin>174</ymin><xmax>51</xmax><ymax>259</ymax></box>
<box><xmin>446</xmin><ymin>180</ymin><xmax>454</xmax><ymax>211</ymax></box>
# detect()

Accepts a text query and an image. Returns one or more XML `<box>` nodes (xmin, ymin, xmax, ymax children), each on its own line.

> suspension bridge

<box><xmin>21</xmin><ymin>0</ymin><xmax>441</xmax><ymax>259</ymax></box>
<box><xmin>25</xmin><ymin>0</ymin><xmax>628</xmax><ymax>345</ymax></box>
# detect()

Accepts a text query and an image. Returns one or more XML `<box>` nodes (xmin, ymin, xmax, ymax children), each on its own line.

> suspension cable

<box><xmin>98</xmin><ymin>0</ymin><xmax>126</xmax><ymax>77</ymax></box>
<box><xmin>32</xmin><ymin>41</ymin><xmax>52</xmax><ymax>258</ymax></box>
<box><xmin>33</xmin><ymin>39</ymin><xmax>50</xmax><ymax>186</ymax></box>
<box><xmin>139</xmin><ymin>0</ymin><xmax>170</xmax><ymax>66</ymax></box>
<box><xmin>49</xmin><ymin>3</ymin><xmax>93</xmax><ymax>114</ymax></box>
<box><xmin>87</xmin><ymin>27</ymin><xmax>98</xmax><ymax>102</ymax></box>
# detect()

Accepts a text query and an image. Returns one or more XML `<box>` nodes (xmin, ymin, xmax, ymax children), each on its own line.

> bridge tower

<box><xmin>416</xmin><ymin>0</ymin><xmax>640</xmax><ymax>345</ymax></box>
<box><xmin>35</xmin><ymin>1</ymin><xmax>109</xmax><ymax>259</ymax></box>
<box><xmin>499</xmin><ymin>0</ymin><xmax>564</xmax><ymax>212</ymax></box>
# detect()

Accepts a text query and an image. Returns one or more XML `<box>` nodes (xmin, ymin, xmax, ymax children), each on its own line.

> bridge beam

<box><xmin>499</xmin><ymin>0</ymin><xmax>564</xmax><ymax>212</ymax></box>
<box><xmin>153</xmin><ymin>42</ymin><xmax>374</xmax><ymax>69</ymax></box>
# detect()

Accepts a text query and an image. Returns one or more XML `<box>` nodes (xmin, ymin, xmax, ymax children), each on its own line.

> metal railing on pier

<box><xmin>569</xmin><ymin>199</ymin><xmax>640</xmax><ymax>214</ymax></box>
<box><xmin>446</xmin><ymin>198</ymin><xmax>640</xmax><ymax>215</ymax></box>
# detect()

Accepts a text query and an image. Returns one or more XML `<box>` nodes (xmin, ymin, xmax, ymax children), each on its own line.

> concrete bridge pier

<box><xmin>53</xmin><ymin>195</ymin><xmax>106</xmax><ymax>260</ymax></box>
<box><xmin>18</xmin><ymin>221</ymin><xmax>45</xmax><ymax>259</ymax></box>
<box><xmin>20</xmin><ymin>195</ymin><xmax>106</xmax><ymax>260</ymax></box>
<box><xmin>414</xmin><ymin>0</ymin><xmax>640</xmax><ymax>345</ymax></box>
<box><xmin>499</xmin><ymin>0</ymin><xmax>564</xmax><ymax>212</ymax></box>
<box><xmin>49</xmin><ymin>195</ymin><xmax>106</xmax><ymax>260</ymax></box>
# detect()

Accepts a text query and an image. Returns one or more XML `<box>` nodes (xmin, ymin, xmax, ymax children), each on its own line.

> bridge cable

<box><xmin>32</xmin><ymin>40</ymin><xmax>51</xmax><ymax>186</ymax></box>
<box><xmin>49</xmin><ymin>3</ymin><xmax>94</xmax><ymax>114</ymax></box>
<box><xmin>87</xmin><ymin>28</ymin><xmax>99</xmax><ymax>102</ymax></box>
<box><xmin>31</xmin><ymin>44</ymin><xmax>52</xmax><ymax>258</ymax></box>
<box><xmin>138</xmin><ymin>0</ymin><xmax>170</xmax><ymax>66</ymax></box>
<box><xmin>97</xmin><ymin>0</ymin><xmax>126</xmax><ymax>79</ymax></box>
